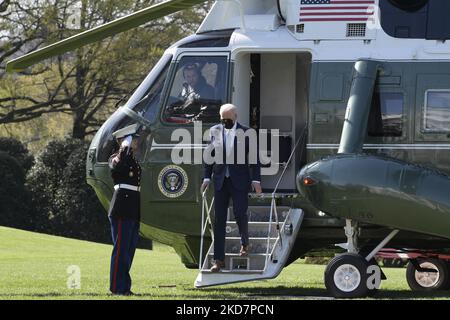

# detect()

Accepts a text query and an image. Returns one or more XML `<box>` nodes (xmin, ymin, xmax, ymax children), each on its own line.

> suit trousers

<box><xmin>109</xmin><ymin>217</ymin><xmax>140</xmax><ymax>294</ymax></box>
<box><xmin>213</xmin><ymin>177</ymin><xmax>249</xmax><ymax>261</ymax></box>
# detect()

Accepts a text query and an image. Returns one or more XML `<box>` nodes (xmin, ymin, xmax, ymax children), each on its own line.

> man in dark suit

<box><xmin>201</xmin><ymin>104</ymin><xmax>262</xmax><ymax>272</ymax></box>
<box><xmin>108</xmin><ymin>124</ymin><xmax>141</xmax><ymax>295</ymax></box>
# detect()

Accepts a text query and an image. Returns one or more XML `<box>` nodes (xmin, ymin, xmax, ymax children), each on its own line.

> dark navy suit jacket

<box><xmin>204</xmin><ymin>122</ymin><xmax>261</xmax><ymax>192</ymax></box>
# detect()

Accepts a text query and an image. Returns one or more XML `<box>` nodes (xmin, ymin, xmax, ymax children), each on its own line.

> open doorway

<box><xmin>233</xmin><ymin>51</ymin><xmax>311</xmax><ymax>193</ymax></box>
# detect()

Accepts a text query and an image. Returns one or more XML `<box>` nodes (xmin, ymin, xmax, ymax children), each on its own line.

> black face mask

<box><xmin>221</xmin><ymin>119</ymin><xmax>234</xmax><ymax>130</ymax></box>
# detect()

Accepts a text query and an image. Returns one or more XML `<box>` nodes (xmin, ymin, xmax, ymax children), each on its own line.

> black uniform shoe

<box><xmin>111</xmin><ymin>291</ymin><xmax>133</xmax><ymax>296</ymax></box>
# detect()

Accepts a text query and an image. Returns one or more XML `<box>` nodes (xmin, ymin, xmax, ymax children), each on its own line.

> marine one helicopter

<box><xmin>9</xmin><ymin>0</ymin><xmax>450</xmax><ymax>298</ymax></box>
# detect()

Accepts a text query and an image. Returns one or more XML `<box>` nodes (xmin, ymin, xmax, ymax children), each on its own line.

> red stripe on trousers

<box><xmin>112</xmin><ymin>219</ymin><xmax>122</xmax><ymax>293</ymax></box>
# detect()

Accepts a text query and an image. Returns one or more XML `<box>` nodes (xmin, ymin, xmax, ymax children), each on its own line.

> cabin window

<box><xmin>163</xmin><ymin>55</ymin><xmax>228</xmax><ymax>124</ymax></box>
<box><xmin>424</xmin><ymin>90</ymin><xmax>450</xmax><ymax>131</ymax></box>
<box><xmin>368</xmin><ymin>92</ymin><xmax>404</xmax><ymax>137</ymax></box>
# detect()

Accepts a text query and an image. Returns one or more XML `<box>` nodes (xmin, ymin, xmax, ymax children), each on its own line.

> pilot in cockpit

<box><xmin>180</xmin><ymin>63</ymin><xmax>215</xmax><ymax>104</ymax></box>
<box><xmin>164</xmin><ymin>59</ymin><xmax>223</xmax><ymax>123</ymax></box>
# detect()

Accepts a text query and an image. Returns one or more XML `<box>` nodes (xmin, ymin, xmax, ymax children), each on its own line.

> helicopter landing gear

<box><xmin>335</xmin><ymin>219</ymin><xmax>360</xmax><ymax>253</ymax></box>
<box><xmin>344</xmin><ymin>219</ymin><xmax>359</xmax><ymax>254</ymax></box>
<box><xmin>326</xmin><ymin>223</ymin><xmax>399</xmax><ymax>298</ymax></box>
<box><xmin>325</xmin><ymin>253</ymin><xmax>371</xmax><ymax>298</ymax></box>
<box><xmin>406</xmin><ymin>258</ymin><xmax>449</xmax><ymax>291</ymax></box>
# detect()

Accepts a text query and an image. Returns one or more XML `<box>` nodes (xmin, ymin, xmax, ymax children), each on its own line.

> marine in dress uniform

<box><xmin>108</xmin><ymin>124</ymin><xmax>142</xmax><ymax>295</ymax></box>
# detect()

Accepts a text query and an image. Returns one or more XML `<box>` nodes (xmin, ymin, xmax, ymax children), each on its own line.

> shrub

<box><xmin>27</xmin><ymin>138</ymin><xmax>110</xmax><ymax>242</ymax></box>
<box><xmin>0</xmin><ymin>151</ymin><xmax>32</xmax><ymax>229</ymax></box>
<box><xmin>0</xmin><ymin>137</ymin><xmax>34</xmax><ymax>173</ymax></box>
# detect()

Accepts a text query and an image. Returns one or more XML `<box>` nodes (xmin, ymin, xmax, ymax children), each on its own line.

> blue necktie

<box><xmin>225</xmin><ymin>129</ymin><xmax>230</xmax><ymax>178</ymax></box>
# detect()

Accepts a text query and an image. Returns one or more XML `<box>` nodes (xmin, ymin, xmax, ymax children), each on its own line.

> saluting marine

<box><xmin>108</xmin><ymin>123</ymin><xmax>142</xmax><ymax>296</ymax></box>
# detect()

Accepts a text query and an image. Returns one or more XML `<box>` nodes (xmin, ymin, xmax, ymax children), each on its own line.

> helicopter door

<box><xmin>142</xmin><ymin>52</ymin><xmax>230</xmax><ymax>225</ymax></box>
<box><xmin>240</xmin><ymin>52</ymin><xmax>311</xmax><ymax>193</ymax></box>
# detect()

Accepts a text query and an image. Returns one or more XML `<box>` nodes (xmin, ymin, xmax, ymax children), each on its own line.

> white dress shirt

<box><xmin>203</xmin><ymin>122</ymin><xmax>260</xmax><ymax>186</ymax></box>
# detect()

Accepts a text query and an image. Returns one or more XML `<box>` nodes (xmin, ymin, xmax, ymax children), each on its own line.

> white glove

<box><xmin>121</xmin><ymin>135</ymin><xmax>132</xmax><ymax>148</ymax></box>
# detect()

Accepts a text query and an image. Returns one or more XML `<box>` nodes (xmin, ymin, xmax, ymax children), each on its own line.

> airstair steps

<box><xmin>195</xmin><ymin>205</ymin><xmax>304</xmax><ymax>288</ymax></box>
<box><xmin>204</xmin><ymin>252</ymin><xmax>268</xmax><ymax>272</ymax></box>
<box><xmin>225</xmin><ymin>238</ymin><xmax>276</xmax><ymax>254</ymax></box>
<box><xmin>227</xmin><ymin>206</ymin><xmax>291</xmax><ymax>222</ymax></box>
<box><xmin>226</xmin><ymin>222</ymin><xmax>280</xmax><ymax>238</ymax></box>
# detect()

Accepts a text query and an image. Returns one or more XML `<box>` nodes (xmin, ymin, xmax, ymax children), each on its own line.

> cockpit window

<box><xmin>131</xmin><ymin>62</ymin><xmax>170</xmax><ymax>122</ymax></box>
<box><xmin>96</xmin><ymin>55</ymin><xmax>172</xmax><ymax>163</ymax></box>
<box><xmin>97</xmin><ymin>110</ymin><xmax>136</xmax><ymax>163</ymax></box>
<box><xmin>163</xmin><ymin>55</ymin><xmax>228</xmax><ymax>124</ymax></box>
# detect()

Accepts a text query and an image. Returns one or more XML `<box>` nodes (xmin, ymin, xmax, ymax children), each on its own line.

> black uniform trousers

<box><xmin>108</xmin><ymin>148</ymin><xmax>141</xmax><ymax>294</ymax></box>
<box><xmin>109</xmin><ymin>216</ymin><xmax>139</xmax><ymax>294</ymax></box>
<box><xmin>213</xmin><ymin>177</ymin><xmax>249</xmax><ymax>262</ymax></box>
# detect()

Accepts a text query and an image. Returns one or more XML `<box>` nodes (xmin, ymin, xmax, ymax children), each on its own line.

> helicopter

<box><xmin>8</xmin><ymin>0</ymin><xmax>450</xmax><ymax>298</ymax></box>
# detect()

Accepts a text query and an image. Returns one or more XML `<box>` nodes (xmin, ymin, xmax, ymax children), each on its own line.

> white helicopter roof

<box><xmin>192</xmin><ymin>0</ymin><xmax>450</xmax><ymax>62</ymax></box>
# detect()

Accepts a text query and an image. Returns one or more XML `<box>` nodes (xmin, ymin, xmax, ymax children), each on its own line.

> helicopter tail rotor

<box><xmin>6</xmin><ymin>0</ymin><xmax>207</xmax><ymax>73</ymax></box>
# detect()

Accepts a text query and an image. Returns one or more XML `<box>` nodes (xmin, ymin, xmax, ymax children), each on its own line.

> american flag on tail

<box><xmin>300</xmin><ymin>0</ymin><xmax>376</xmax><ymax>23</ymax></box>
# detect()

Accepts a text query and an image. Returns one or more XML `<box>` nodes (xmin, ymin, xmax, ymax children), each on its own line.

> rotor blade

<box><xmin>6</xmin><ymin>0</ymin><xmax>207</xmax><ymax>72</ymax></box>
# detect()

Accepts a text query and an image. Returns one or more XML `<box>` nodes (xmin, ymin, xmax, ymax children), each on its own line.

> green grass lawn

<box><xmin>1</xmin><ymin>226</ymin><xmax>450</xmax><ymax>300</ymax></box>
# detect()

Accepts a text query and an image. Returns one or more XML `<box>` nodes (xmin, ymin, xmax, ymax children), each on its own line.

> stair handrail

<box><xmin>264</xmin><ymin>125</ymin><xmax>308</xmax><ymax>271</ymax></box>
<box><xmin>199</xmin><ymin>188</ymin><xmax>215</xmax><ymax>271</ymax></box>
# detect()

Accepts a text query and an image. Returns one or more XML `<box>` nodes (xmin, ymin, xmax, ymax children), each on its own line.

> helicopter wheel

<box><xmin>406</xmin><ymin>259</ymin><xmax>449</xmax><ymax>291</ymax></box>
<box><xmin>324</xmin><ymin>253</ymin><xmax>371</xmax><ymax>298</ymax></box>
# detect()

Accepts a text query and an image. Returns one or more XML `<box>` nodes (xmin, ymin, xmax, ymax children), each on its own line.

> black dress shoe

<box><xmin>240</xmin><ymin>245</ymin><xmax>249</xmax><ymax>257</ymax></box>
<box><xmin>111</xmin><ymin>291</ymin><xmax>134</xmax><ymax>296</ymax></box>
<box><xmin>210</xmin><ymin>260</ymin><xmax>225</xmax><ymax>272</ymax></box>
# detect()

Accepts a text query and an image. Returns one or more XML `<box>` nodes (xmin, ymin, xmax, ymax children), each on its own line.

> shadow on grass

<box><xmin>2</xmin><ymin>287</ymin><xmax>450</xmax><ymax>300</ymax></box>
<box><xmin>186</xmin><ymin>286</ymin><xmax>450</xmax><ymax>300</ymax></box>
<box><xmin>0</xmin><ymin>292</ymin><xmax>112</xmax><ymax>298</ymax></box>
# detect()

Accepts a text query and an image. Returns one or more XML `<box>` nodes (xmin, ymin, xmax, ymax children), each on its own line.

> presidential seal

<box><xmin>158</xmin><ymin>165</ymin><xmax>189</xmax><ymax>198</ymax></box>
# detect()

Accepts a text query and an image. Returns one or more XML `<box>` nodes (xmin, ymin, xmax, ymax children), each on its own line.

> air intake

<box><xmin>346</xmin><ymin>23</ymin><xmax>366</xmax><ymax>37</ymax></box>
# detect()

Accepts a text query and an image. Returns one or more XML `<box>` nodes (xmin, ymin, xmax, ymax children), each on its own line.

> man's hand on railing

<box><xmin>201</xmin><ymin>179</ymin><xmax>210</xmax><ymax>195</ymax></box>
<box><xmin>252</xmin><ymin>181</ymin><xmax>262</xmax><ymax>194</ymax></box>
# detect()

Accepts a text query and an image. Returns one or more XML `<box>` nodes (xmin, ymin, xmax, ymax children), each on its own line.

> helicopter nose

<box><xmin>86</xmin><ymin>128</ymin><xmax>114</xmax><ymax>211</ymax></box>
<box><xmin>86</xmin><ymin>127</ymin><xmax>103</xmax><ymax>178</ymax></box>
<box><xmin>297</xmin><ymin>160</ymin><xmax>331</xmax><ymax>190</ymax></box>
<box><xmin>87</xmin><ymin>148</ymin><xmax>96</xmax><ymax>178</ymax></box>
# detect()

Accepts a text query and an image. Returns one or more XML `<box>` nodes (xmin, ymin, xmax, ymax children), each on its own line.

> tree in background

<box><xmin>0</xmin><ymin>0</ymin><xmax>213</xmax><ymax>243</ymax></box>
<box><xmin>0</xmin><ymin>137</ymin><xmax>33</xmax><ymax>230</ymax></box>
<box><xmin>0</xmin><ymin>152</ymin><xmax>31</xmax><ymax>229</ymax></box>
<box><xmin>1</xmin><ymin>0</ymin><xmax>213</xmax><ymax>140</ymax></box>
<box><xmin>27</xmin><ymin>138</ymin><xmax>111</xmax><ymax>242</ymax></box>
<box><xmin>0</xmin><ymin>137</ymin><xmax>34</xmax><ymax>172</ymax></box>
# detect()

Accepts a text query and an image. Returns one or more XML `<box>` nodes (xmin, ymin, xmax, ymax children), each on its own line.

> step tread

<box><xmin>230</xmin><ymin>205</ymin><xmax>292</xmax><ymax>209</ymax></box>
<box><xmin>248</xmin><ymin>193</ymin><xmax>299</xmax><ymax>199</ymax></box>
<box><xmin>225</xmin><ymin>237</ymin><xmax>278</xmax><ymax>240</ymax></box>
<box><xmin>200</xmin><ymin>270</ymin><xmax>265</xmax><ymax>274</ymax></box>
<box><xmin>208</xmin><ymin>253</ymin><xmax>269</xmax><ymax>257</ymax></box>
<box><xmin>226</xmin><ymin>221</ymin><xmax>282</xmax><ymax>225</ymax></box>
